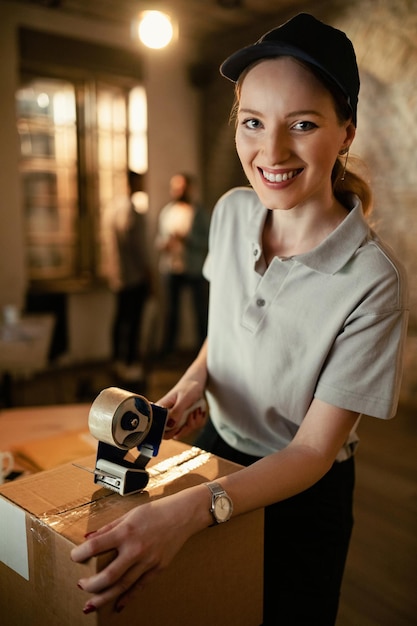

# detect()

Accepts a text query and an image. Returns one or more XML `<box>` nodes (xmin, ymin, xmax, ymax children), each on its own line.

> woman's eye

<box><xmin>243</xmin><ymin>118</ymin><xmax>262</xmax><ymax>130</ymax></box>
<box><xmin>293</xmin><ymin>121</ymin><xmax>317</xmax><ymax>131</ymax></box>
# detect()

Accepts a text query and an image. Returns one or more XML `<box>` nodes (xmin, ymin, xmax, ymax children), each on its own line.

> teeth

<box><xmin>262</xmin><ymin>169</ymin><xmax>299</xmax><ymax>182</ymax></box>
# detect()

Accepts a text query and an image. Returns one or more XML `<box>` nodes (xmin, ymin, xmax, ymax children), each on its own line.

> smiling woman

<box><xmin>71</xmin><ymin>14</ymin><xmax>409</xmax><ymax>626</ymax></box>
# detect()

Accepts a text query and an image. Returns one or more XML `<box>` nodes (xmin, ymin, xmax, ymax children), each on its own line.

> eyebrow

<box><xmin>238</xmin><ymin>107</ymin><xmax>325</xmax><ymax>119</ymax></box>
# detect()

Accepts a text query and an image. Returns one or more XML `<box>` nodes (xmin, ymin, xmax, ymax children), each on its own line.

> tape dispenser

<box><xmin>88</xmin><ymin>387</ymin><xmax>168</xmax><ymax>496</ymax></box>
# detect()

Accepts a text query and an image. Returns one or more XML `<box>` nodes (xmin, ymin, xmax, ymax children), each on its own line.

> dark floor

<box><xmin>2</xmin><ymin>356</ymin><xmax>416</xmax><ymax>626</ymax></box>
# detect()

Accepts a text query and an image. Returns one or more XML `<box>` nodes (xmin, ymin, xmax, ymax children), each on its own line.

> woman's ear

<box><xmin>341</xmin><ymin>122</ymin><xmax>356</xmax><ymax>153</ymax></box>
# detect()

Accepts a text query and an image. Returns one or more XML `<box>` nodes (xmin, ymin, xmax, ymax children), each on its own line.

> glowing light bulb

<box><xmin>138</xmin><ymin>11</ymin><xmax>174</xmax><ymax>49</ymax></box>
<box><xmin>37</xmin><ymin>92</ymin><xmax>49</xmax><ymax>108</ymax></box>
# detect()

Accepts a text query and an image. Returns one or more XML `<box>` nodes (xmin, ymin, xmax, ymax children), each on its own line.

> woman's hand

<box><xmin>71</xmin><ymin>486</ymin><xmax>210</xmax><ymax>614</ymax></box>
<box><xmin>160</xmin><ymin>386</ymin><xmax>207</xmax><ymax>439</ymax></box>
<box><xmin>159</xmin><ymin>340</ymin><xmax>208</xmax><ymax>438</ymax></box>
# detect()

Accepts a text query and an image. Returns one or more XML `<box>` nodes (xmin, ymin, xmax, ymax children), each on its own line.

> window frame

<box><xmin>18</xmin><ymin>27</ymin><xmax>145</xmax><ymax>293</ymax></box>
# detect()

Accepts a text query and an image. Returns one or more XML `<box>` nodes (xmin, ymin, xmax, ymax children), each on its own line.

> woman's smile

<box><xmin>260</xmin><ymin>167</ymin><xmax>303</xmax><ymax>184</ymax></box>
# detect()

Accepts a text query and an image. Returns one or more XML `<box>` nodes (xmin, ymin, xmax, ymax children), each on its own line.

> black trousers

<box><xmin>112</xmin><ymin>283</ymin><xmax>148</xmax><ymax>365</ymax></box>
<box><xmin>195</xmin><ymin>419</ymin><xmax>355</xmax><ymax>626</ymax></box>
<box><xmin>162</xmin><ymin>273</ymin><xmax>208</xmax><ymax>353</ymax></box>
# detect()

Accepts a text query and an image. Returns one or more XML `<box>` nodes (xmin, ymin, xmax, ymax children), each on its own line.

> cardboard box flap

<box><xmin>0</xmin><ymin>455</ymin><xmax>97</xmax><ymax>515</ymax></box>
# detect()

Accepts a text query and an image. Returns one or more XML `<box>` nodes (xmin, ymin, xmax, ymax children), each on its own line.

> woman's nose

<box><xmin>264</xmin><ymin>129</ymin><xmax>291</xmax><ymax>164</ymax></box>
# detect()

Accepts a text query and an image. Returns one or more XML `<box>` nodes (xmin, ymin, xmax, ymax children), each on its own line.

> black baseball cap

<box><xmin>220</xmin><ymin>13</ymin><xmax>359</xmax><ymax>126</ymax></box>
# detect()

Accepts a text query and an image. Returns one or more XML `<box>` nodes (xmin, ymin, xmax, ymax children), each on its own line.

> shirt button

<box><xmin>256</xmin><ymin>298</ymin><xmax>266</xmax><ymax>307</ymax></box>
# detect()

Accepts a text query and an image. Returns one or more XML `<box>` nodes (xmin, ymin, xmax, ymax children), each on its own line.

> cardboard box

<box><xmin>11</xmin><ymin>428</ymin><xmax>97</xmax><ymax>472</ymax></box>
<box><xmin>0</xmin><ymin>440</ymin><xmax>263</xmax><ymax>626</ymax></box>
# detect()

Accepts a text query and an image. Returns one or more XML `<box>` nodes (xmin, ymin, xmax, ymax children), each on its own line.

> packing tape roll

<box><xmin>88</xmin><ymin>387</ymin><xmax>153</xmax><ymax>450</ymax></box>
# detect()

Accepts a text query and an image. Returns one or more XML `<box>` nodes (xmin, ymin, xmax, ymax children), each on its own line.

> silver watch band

<box><xmin>206</xmin><ymin>481</ymin><xmax>225</xmax><ymax>497</ymax></box>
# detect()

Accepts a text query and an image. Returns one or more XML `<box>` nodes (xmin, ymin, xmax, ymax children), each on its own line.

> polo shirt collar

<box><xmin>249</xmin><ymin>195</ymin><xmax>369</xmax><ymax>275</ymax></box>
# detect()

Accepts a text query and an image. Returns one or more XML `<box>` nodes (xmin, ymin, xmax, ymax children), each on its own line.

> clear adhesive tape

<box><xmin>88</xmin><ymin>387</ymin><xmax>152</xmax><ymax>450</ymax></box>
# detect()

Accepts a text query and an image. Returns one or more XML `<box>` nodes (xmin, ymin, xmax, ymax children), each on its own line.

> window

<box><xmin>17</xmin><ymin>79</ymin><xmax>79</xmax><ymax>281</ymax></box>
<box><xmin>96</xmin><ymin>85</ymin><xmax>148</xmax><ymax>279</ymax></box>
<box><xmin>17</xmin><ymin>28</ymin><xmax>146</xmax><ymax>290</ymax></box>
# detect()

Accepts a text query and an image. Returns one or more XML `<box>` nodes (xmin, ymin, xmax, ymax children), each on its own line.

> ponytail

<box><xmin>332</xmin><ymin>155</ymin><xmax>373</xmax><ymax>217</ymax></box>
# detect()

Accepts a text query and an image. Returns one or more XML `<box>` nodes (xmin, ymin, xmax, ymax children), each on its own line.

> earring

<box><xmin>339</xmin><ymin>147</ymin><xmax>350</xmax><ymax>181</ymax></box>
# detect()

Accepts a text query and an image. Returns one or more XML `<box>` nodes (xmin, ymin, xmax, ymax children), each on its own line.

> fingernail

<box><xmin>77</xmin><ymin>581</ymin><xmax>83</xmax><ymax>590</ymax></box>
<box><xmin>84</xmin><ymin>531</ymin><xmax>96</xmax><ymax>539</ymax></box>
<box><xmin>83</xmin><ymin>603</ymin><xmax>96</xmax><ymax>615</ymax></box>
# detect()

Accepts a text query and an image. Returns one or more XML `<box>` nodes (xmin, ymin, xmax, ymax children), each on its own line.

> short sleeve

<box><xmin>315</xmin><ymin>302</ymin><xmax>408</xmax><ymax>419</ymax></box>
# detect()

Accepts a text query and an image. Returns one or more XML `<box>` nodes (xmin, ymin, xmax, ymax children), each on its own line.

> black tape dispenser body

<box><xmin>88</xmin><ymin>388</ymin><xmax>168</xmax><ymax>496</ymax></box>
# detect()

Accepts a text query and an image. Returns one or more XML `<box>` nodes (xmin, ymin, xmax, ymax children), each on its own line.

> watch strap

<box><xmin>206</xmin><ymin>481</ymin><xmax>225</xmax><ymax>498</ymax></box>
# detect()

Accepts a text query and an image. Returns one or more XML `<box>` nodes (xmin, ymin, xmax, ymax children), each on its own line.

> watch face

<box><xmin>214</xmin><ymin>494</ymin><xmax>232</xmax><ymax>522</ymax></box>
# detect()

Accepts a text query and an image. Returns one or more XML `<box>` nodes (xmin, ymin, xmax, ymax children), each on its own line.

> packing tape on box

<box><xmin>88</xmin><ymin>387</ymin><xmax>153</xmax><ymax>450</ymax></box>
<box><xmin>41</xmin><ymin>447</ymin><xmax>214</xmax><ymax>532</ymax></box>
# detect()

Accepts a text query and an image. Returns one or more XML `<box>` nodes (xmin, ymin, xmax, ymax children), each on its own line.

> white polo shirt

<box><xmin>203</xmin><ymin>187</ymin><xmax>409</xmax><ymax>459</ymax></box>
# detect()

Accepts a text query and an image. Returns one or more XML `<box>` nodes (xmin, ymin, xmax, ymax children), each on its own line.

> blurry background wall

<box><xmin>0</xmin><ymin>0</ymin><xmax>203</xmax><ymax>360</ymax></box>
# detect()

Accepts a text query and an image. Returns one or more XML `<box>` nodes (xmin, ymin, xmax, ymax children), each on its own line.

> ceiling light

<box><xmin>137</xmin><ymin>11</ymin><xmax>174</xmax><ymax>49</ymax></box>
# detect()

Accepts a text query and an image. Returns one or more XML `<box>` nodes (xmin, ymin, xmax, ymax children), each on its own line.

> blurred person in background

<box><xmin>156</xmin><ymin>173</ymin><xmax>209</xmax><ymax>357</ymax></box>
<box><xmin>107</xmin><ymin>170</ymin><xmax>151</xmax><ymax>384</ymax></box>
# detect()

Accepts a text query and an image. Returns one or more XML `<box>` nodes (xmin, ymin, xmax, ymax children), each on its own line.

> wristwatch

<box><xmin>206</xmin><ymin>482</ymin><xmax>233</xmax><ymax>524</ymax></box>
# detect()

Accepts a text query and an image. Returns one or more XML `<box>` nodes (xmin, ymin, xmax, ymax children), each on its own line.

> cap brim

<box><xmin>220</xmin><ymin>42</ymin><xmax>309</xmax><ymax>81</ymax></box>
